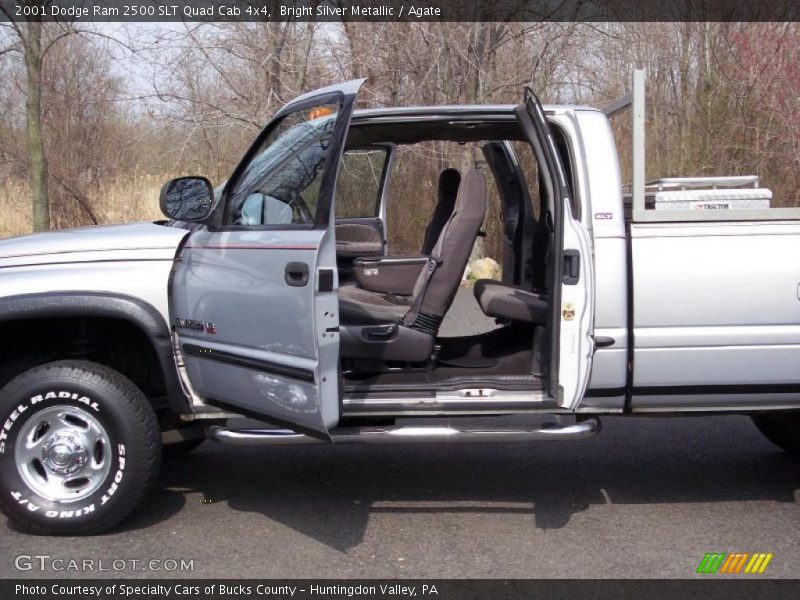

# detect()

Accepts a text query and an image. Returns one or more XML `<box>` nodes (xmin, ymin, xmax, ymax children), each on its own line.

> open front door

<box><xmin>515</xmin><ymin>89</ymin><xmax>594</xmax><ymax>409</ymax></box>
<box><xmin>170</xmin><ymin>80</ymin><xmax>364</xmax><ymax>440</ymax></box>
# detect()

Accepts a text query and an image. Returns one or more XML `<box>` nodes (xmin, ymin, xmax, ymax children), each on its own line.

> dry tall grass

<box><xmin>0</xmin><ymin>175</ymin><xmax>166</xmax><ymax>239</ymax></box>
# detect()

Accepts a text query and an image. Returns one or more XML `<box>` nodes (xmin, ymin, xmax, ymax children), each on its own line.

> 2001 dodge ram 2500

<box><xmin>1</xmin><ymin>73</ymin><xmax>798</xmax><ymax>534</ymax></box>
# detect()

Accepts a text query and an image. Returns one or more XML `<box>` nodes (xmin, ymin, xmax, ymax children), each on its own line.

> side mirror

<box><xmin>159</xmin><ymin>176</ymin><xmax>214</xmax><ymax>222</ymax></box>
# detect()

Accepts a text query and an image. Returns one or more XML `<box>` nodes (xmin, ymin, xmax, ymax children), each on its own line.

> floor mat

<box><xmin>344</xmin><ymin>325</ymin><xmax>536</xmax><ymax>392</ymax></box>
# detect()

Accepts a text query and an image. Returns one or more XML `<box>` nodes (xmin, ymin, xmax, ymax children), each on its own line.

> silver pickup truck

<box><xmin>1</xmin><ymin>73</ymin><xmax>798</xmax><ymax>535</ymax></box>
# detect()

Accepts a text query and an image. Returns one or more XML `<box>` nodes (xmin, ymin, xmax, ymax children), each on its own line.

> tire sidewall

<box><xmin>0</xmin><ymin>366</ymin><xmax>153</xmax><ymax>533</ymax></box>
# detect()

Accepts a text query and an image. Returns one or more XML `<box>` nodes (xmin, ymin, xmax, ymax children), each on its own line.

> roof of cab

<box><xmin>351</xmin><ymin>104</ymin><xmax>599</xmax><ymax>121</ymax></box>
<box><xmin>345</xmin><ymin>104</ymin><xmax>598</xmax><ymax>147</ymax></box>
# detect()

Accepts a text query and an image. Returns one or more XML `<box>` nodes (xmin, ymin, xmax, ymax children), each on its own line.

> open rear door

<box><xmin>514</xmin><ymin>89</ymin><xmax>594</xmax><ymax>409</ymax></box>
<box><xmin>170</xmin><ymin>80</ymin><xmax>364</xmax><ymax>440</ymax></box>
<box><xmin>482</xmin><ymin>140</ymin><xmax>536</xmax><ymax>287</ymax></box>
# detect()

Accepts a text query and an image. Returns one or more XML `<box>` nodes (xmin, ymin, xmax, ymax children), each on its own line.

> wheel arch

<box><xmin>0</xmin><ymin>291</ymin><xmax>189</xmax><ymax>414</ymax></box>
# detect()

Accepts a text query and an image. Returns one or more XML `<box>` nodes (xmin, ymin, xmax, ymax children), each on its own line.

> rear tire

<box><xmin>752</xmin><ymin>414</ymin><xmax>800</xmax><ymax>456</ymax></box>
<box><xmin>0</xmin><ymin>360</ymin><xmax>161</xmax><ymax>534</ymax></box>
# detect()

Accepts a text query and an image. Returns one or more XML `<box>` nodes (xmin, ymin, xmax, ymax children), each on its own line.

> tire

<box><xmin>752</xmin><ymin>413</ymin><xmax>800</xmax><ymax>457</ymax></box>
<box><xmin>0</xmin><ymin>360</ymin><xmax>161</xmax><ymax>534</ymax></box>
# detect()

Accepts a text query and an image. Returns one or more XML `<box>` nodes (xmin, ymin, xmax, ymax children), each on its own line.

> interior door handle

<box><xmin>284</xmin><ymin>262</ymin><xmax>309</xmax><ymax>287</ymax></box>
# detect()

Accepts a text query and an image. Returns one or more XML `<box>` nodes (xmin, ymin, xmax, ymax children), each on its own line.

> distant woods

<box><xmin>0</xmin><ymin>21</ymin><xmax>797</xmax><ymax>250</ymax></box>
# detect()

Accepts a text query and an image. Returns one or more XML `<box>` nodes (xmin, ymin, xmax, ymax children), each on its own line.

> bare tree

<box><xmin>1</xmin><ymin>20</ymin><xmax>797</xmax><ymax>241</ymax></box>
<box><xmin>0</xmin><ymin>7</ymin><xmax>53</xmax><ymax>231</ymax></box>
<box><xmin>0</xmin><ymin>3</ymin><xmax>138</xmax><ymax>230</ymax></box>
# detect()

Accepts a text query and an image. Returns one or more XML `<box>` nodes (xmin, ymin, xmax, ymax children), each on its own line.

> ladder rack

<box><xmin>602</xmin><ymin>70</ymin><xmax>800</xmax><ymax>223</ymax></box>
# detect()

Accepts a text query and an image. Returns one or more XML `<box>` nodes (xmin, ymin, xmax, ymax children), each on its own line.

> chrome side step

<box><xmin>207</xmin><ymin>418</ymin><xmax>600</xmax><ymax>446</ymax></box>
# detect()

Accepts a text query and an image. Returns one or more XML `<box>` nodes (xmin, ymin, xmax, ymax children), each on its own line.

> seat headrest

<box><xmin>438</xmin><ymin>168</ymin><xmax>461</xmax><ymax>204</ymax></box>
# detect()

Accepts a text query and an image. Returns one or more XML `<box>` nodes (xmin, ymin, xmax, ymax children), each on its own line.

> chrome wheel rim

<box><xmin>14</xmin><ymin>405</ymin><xmax>112</xmax><ymax>503</ymax></box>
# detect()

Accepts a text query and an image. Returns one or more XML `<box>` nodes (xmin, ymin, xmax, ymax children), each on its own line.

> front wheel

<box><xmin>752</xmin><ymin>413</ymin><xmax>800</xmax><ymax>457</ymax></box>
<box><xmin>0</xmin><ymin>360</ymin><xmax>161</xmax><ymax>534</ymax></box>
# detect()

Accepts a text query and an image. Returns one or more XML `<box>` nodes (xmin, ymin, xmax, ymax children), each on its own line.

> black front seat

<box><xmin>339</xmin><ymin>170</ymin><xmax>487</xmax><ymax>361</ymax></box>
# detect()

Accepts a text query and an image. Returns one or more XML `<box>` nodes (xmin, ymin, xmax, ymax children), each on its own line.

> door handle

<box><xmin>562</xmin><ymin>249</ymin><xmax>580</xmax><ymax>285</ymax></box>
<box><xmin>594</xmin><ymin>336</ymin><xmax>615</xmax><ymax>349</ymax></box>
<box><xmin>284</xmin><ymin>262</ymin><xmax>309</xmax><ymax>287</ymax></box>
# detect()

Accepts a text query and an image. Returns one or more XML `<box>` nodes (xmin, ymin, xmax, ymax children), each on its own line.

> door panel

<box><xmin>516</xmin><ymin>89</ymin><xmax>595</xmax><ymax>408</ymax></box>
<box><xmin>170</xmin><ymin>79</ymin><xmax>364</xmax><ymax>439</ymax></box>
<box><xmin>335</xmin><ymin>219</ymin><xmax>384</xmax><ymax>284</ymax></box>
<box><xmin>630</xmin><ymin>223</ymin><xmax>800</xmax><ymax>410</ymax></box>
<box><xmin>335</xmin><ymin>220</ymin><xmax>384</xmax><ymax>258</ymax></box>
<box><xmin>557</xmin><ymin>198</ymin><xmax>595</xmax><ymax>409</ymax></box>
<box><xmin>173</xmin><ymin>229</ymin><xmax>340</xmax><ymax>432</ymax></box>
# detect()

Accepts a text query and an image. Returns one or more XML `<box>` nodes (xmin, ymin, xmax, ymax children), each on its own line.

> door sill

<box><xmin>343</xmin><ymin>373</ymin><xmax>544</xmax><ymax>395</ymax></box>
<box><xmin>342</xmin><ymin>389</ymin><xmax>556</xmax><ymax>417</ymax></box>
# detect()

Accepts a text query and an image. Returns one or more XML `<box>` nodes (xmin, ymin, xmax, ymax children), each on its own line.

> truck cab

<box><xmin>165</xmin><ymin>81</ymin><xmax>597</xmax><ymax>441</ymax></box>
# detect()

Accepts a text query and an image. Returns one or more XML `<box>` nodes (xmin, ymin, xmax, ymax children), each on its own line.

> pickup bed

<box><xmin>0</xmin><ymin>73</ymin><xmax>798</xmax><ymax>534</ymax></box>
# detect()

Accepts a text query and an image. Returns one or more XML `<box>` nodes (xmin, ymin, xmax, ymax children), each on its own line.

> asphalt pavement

<box><xmin>1</xmin><ymin>289</ymin><xmax>798</xmax><ymax>579</ymax></box>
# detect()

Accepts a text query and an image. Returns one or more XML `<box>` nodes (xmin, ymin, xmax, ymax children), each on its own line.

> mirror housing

<box><xmin>159</xmin><ymin>176</ymin><xmax>214</xmax><ymax>222</ymax></box>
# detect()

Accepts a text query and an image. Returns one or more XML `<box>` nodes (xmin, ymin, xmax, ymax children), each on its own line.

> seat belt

<box><xmin>402</xmin><ymin>255</ymin><xmax>442</xmax><ymax>331</ymax></box>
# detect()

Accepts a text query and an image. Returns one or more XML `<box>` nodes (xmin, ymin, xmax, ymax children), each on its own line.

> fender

<box><xmin>0</xmin><ymin>291</ymin><xmax>190</xmax><ymax>413</ymax></box>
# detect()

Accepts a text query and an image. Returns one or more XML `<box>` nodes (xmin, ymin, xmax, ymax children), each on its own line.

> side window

<box><xmin>335</xmin><ymin>148</ymin><xmax>388</xmax><ymax>219</ymax></box>
<box><xmin>225</xmin><ymin>102</ymin><xmax>340</xmax><ymax>226</ymax></box>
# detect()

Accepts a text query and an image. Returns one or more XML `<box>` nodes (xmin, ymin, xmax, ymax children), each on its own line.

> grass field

<box><xmin>0</xmin><ymin>176</ymin><xmax>165</xmax><ymax>238</ymax></box>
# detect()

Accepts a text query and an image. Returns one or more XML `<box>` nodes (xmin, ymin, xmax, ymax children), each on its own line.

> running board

<box><xmin>342</xmin><ymin>393</ymin><xmax>555</xmax><ymax>417</ymax></box>
<box><xmin>207</xmin><ymin>418</ymin><xmax>600</xmax><ymax>446</ymax></box>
